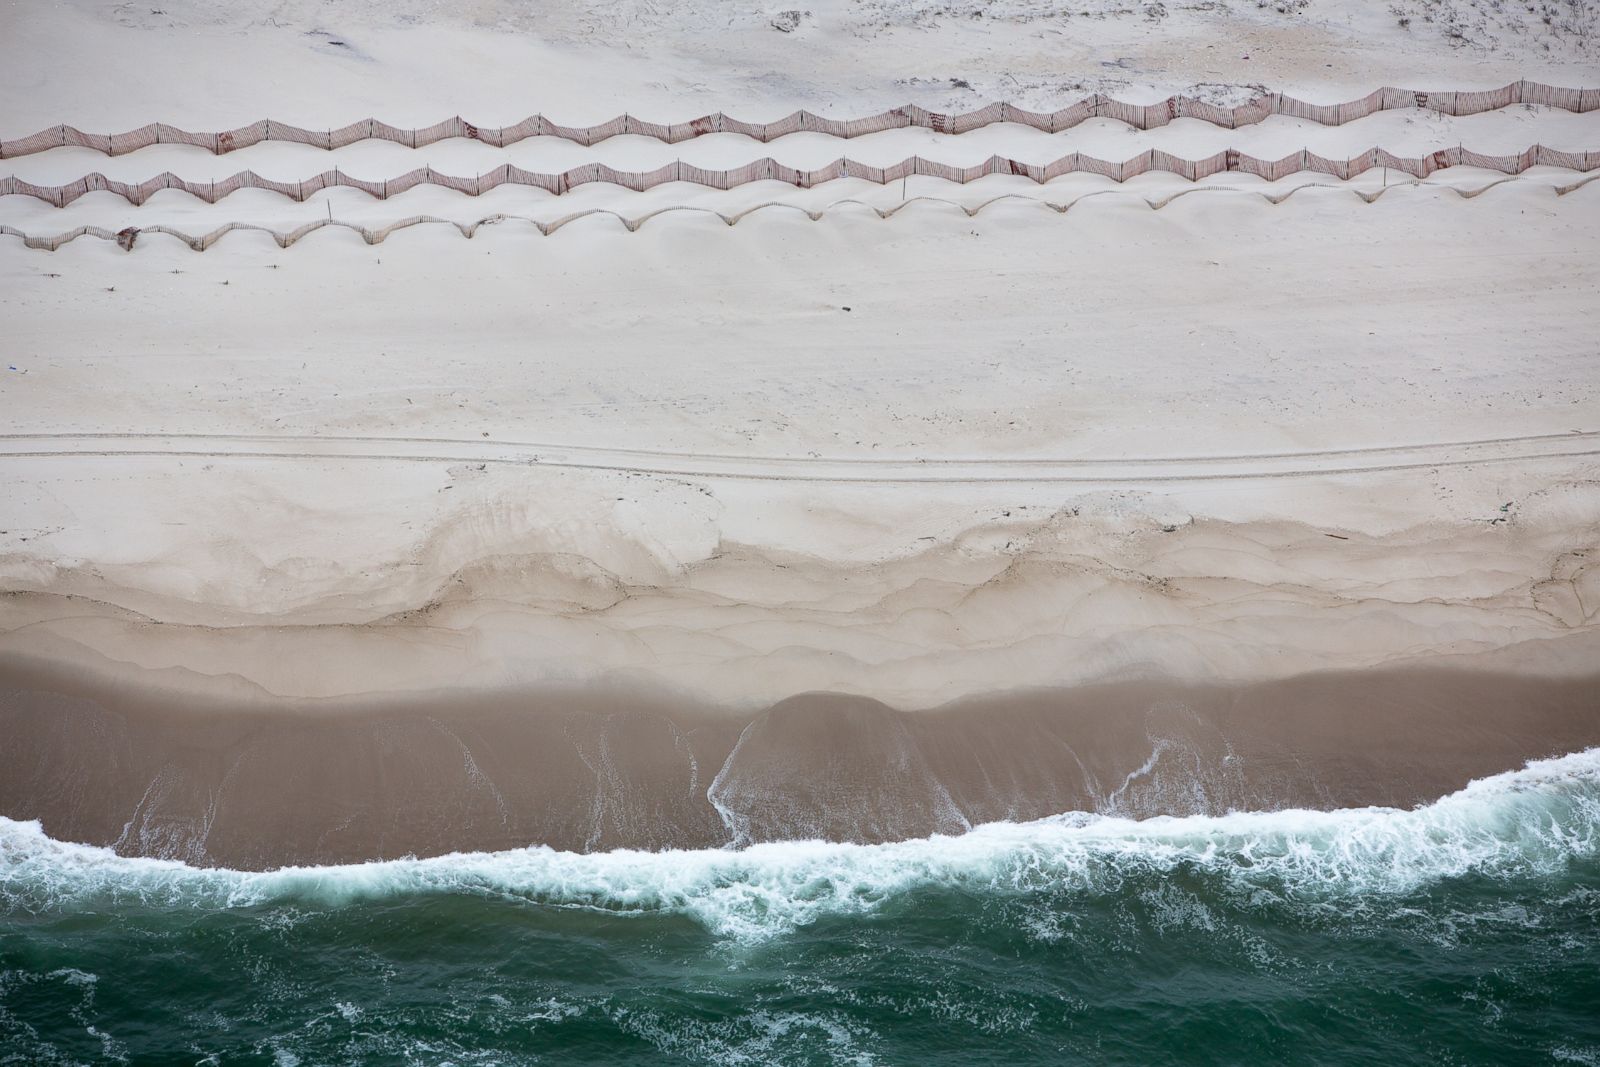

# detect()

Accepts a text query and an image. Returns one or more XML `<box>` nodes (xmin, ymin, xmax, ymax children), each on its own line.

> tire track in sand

<box><xmin>1</xmin><ymin>431</ymin><xmax>1595</xmax><ymax>484</ymax></box>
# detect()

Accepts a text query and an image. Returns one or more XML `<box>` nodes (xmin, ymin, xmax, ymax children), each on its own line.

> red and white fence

<box><xmin>4</xmin><ymin>145</ymin><xmax>1594</xmax><ymax>207</ymax></box>
<box><xmin>2</xmin><ymin>82</ymin><xmax>1596</xmax><ymax>159</ymax></box>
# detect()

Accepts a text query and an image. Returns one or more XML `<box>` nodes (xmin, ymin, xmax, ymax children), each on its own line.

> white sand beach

<box><xmin>2</xmin><ymin>0</ymin><xmax>1597</xmax><ymax>860</ymax></box>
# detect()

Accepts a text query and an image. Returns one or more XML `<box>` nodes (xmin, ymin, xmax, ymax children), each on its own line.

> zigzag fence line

<box><xmin>3</xmin><ymin>82</ymin><xmax>1597</xmax><ymax>159</ymax></box>
<box><xmin>5</xmin><ymin>146</ymin><xmax>1595</xmax><ymax>207</ymax></box>
<box><xmin>7</xmin><ymin>176</ymin><xmax>1597</xmax><ymax>251</ymax></box>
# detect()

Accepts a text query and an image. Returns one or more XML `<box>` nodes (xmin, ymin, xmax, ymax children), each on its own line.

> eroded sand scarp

<box><xmin>3</xmin><ymin>462</ymin><xmax>1599</xmax><ymax>700</ymax></box>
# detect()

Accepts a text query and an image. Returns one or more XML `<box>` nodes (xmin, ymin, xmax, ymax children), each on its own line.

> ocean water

<box><xmin>2</xmin><ymin>750</ymin><xmax>1598</xmax><ymax>1066</ymax></box>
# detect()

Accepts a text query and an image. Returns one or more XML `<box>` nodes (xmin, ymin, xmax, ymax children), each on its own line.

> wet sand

<box><xmin>3</xmin><ymin>653</ymin><xmax>1595</xmax><ymax>869</ymax></box>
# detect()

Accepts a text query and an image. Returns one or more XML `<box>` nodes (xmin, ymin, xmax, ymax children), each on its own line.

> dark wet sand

<box><xmin>2</xmin><ymin>655</ymin><xmax>1596</xmax><ymax>869</ymax></box>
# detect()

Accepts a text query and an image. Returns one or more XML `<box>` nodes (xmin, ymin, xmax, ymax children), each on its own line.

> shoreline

<box><xmin>4</xmin><ymin>0</ymin><xmax>1600</xmax><ymax>1062</ymax></box>
<box><xmin>5</xmin><ymin>650</ymin><xmax>1596</xmax><ymax>869</ymax></box>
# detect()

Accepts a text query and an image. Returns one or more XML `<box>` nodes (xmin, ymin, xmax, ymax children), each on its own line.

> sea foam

<box><xmin>3</xmin><ymin>749</ymin><xmax>1596</xmax><ymax>942</ymax></box>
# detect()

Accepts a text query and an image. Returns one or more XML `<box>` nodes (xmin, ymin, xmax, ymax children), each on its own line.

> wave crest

<box><xmin>3</xmin><ymin>749</ymin><xmax>1596</xmax><ymax>942</ymax></box>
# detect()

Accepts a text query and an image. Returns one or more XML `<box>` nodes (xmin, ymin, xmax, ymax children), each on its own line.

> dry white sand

<box><xmin>3</xmin><ymin>0</ymin><xmax>1598</xmax><ymax>712</ymax></box>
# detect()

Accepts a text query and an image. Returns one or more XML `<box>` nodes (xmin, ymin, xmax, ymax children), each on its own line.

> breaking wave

<box><xmin>3</xmin><ymin>749</ymin><xmax>1596</xmax><ymax>943</ymax></box>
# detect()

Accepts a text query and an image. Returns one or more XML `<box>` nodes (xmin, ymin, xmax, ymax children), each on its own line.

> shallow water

<box><xmin>3</xmin><ymin>750</ymin><xmax>1598</xmax><ymax>1065</ymax></box>
<box><xmin>9</xmin><ymin>662</ymin><xmax>1600</xmax><ymax>868</ymax></box>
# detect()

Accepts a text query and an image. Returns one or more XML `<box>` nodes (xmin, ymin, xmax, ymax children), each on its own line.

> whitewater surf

<box><xmin>3</xmin><ymin>750</ymin><xmax>1598</xmax><ymax>1062</ymax></box>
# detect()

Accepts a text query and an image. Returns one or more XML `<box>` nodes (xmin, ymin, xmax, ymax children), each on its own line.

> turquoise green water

<box><xmin>4</xmin><ymin>749</ymin><xmax>1598</xmax><ymax>1065</ymax></box>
